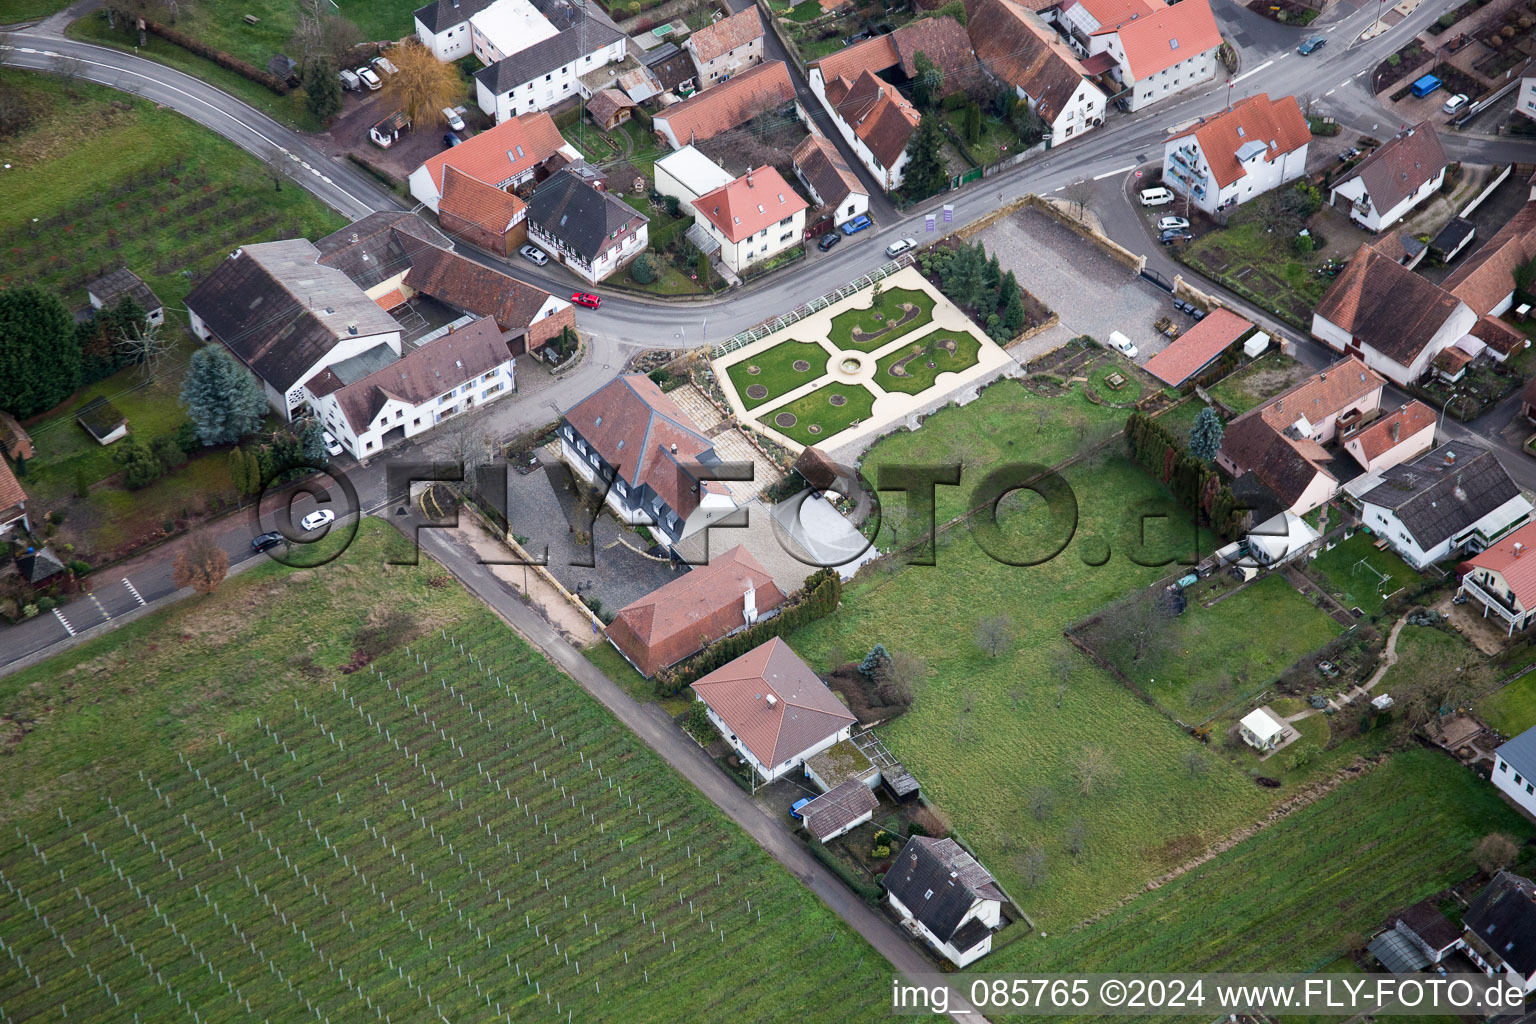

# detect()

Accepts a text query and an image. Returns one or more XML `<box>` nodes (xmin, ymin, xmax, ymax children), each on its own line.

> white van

<box><xmin>1139</xmin><ymin>187</ymin><xmax>1175</xmax><ymax>207</ymax></box>
<box><xmin>442</xmin><ymin>107</ymin><xmax>466</xmax><ymax>131</ymax></box>
<box><xmin>1107</xmin><ymin>330</ymin><xmax>1139</xmax><ymax>358</ymax></box>
<box><xmin>338</xmin><ymin>68</ymin><xmax>360</xmax><ymax>91</ymax></box>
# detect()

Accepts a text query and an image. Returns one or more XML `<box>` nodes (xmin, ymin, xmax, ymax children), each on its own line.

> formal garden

<box><xmin>765</xmin><ymin>381</ymin><xmax>878</xmax><ymax>447</ymax></box>
<box><xmin>726</xmin><ymin>340</ymin><xmax>831</xmax><ymax>411</ymax></box>
<box><xmin>826</xmin><ymin>287</ymin><xmax>936</xmax><ymax>352</ymax></box>
<box><xmin>873</xmin><ymin>327</ymin><xmax>982</xmax><ymax>395</ymax></box>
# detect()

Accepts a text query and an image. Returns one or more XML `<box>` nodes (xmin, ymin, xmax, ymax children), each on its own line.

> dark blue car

<box><xmin>840</xmin><ymin>214</ymin><xmax>872</xmax><ymax>236</ymax></box>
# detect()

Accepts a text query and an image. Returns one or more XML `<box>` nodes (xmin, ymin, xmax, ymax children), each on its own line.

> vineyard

<box><xmin>0</xmin><ymin>606</ymin><xmax>909</xmax><ymax>1023</ymax></box>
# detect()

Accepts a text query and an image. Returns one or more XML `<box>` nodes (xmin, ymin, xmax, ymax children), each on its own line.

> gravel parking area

<box><xmin>971</xmin><ymin>207</ymin><xmax>1172</xmax><ymax>362</ymax></box>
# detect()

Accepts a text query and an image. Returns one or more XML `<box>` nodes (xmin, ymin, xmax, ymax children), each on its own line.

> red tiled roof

<box><xmin>374</xmin><ymin>288</ymin><xmax>407</xmax><ymax>311</ymax></box>
<box><xmin>1467</xmin><ymin>520</ymin><xmax>1536</xmax><ymax>612</ymax></box>
<box><xmin>1166</xmin><ymin>93</ymin><xmax>1309</xmax><ymax>190</ymax></box>
<box><xmin>1434</xmin><ymin>346</ymin><xmax>1472</xmax><ymax>373</ymax></box>
<box><xmin>1073</xmin><ymin>0</ymin><xmax>1164</xmax><ymax>29</ymax></box>
<box><xmin>693</xmin><ymin>166</ymin><xmax>809</xmax><ymax>244</ymax></box>
<box><xmin>810</xmin><ymin>33</ymin><xmax>899</xmax><ymax>86</ymax></box>
<box><xmin>1347</xmin><ymin>400</ymin><xmax>1436</xmax><ymax>464</ymax></box>
<box><xmin>1314</xmin><ymin>243</ymin><xmax>1466</xmax><ymax>367</ymax></box>
<box><xmin>403</xmin><ymin>245</ymin><xmax>560</xmax><ymax>333</ymax></box>
<box><xmin>1444</xmin><ymin>200</ymin><xmax>1536</xmax><ymax>317</ymax></box>
<box><xmin>1142</xmin><ymin>307</ymin><xmax>1252</xmax><ymax>386</ymax></box>
<box><xmin>691</xmin><ymin>638</ymin><xmax>856</xmax><ymax>769</ymax></box>
<box><xmin>654</xmin><ymin>60</ymin><xmax>796</xmax><ymax>146</ymax></box>
<box><xmin>607</xmin><ymin>546</ymin><xmax>786</xmax><ymax>677</ymax></box>
<box><xmin>791</xmin><ymin>132</ymin><xmax>865</xmax><ymax>211</ymax></box>
<box><xmin>964</xmin><ymin>0</ymin><xmax>1097</xmax><ymax>123</ymax></box>
<box><xmin>891</xmin><ymin>16</ymin><xmax>978</xmax><ymax>85</ymax></box>
<box><xmin>416</xmin><ymin>112</ymin><xmax>569</xmax><ymax>195</ymax></box>
<box><xmin>686</xmin><ymin>6</ymin><xmax>764</xmax><ymax>63</ymax></box>
<box><xmin>1110</xmin><ymin>0</ymin><xmax>1221</xmax><ymax>78</ymax></box>
<box><xmin>438</xmin><ymin>165</ymin><xmax>527</xmax><ymax>238</ymax></box>
<box><xmin>0</xmin><ymin>455</ymin><xmax>25</xmax><ymax>521</ymax></box>
<box><xmin>824</xmin><ymin>69</ymin><xmax>919</xmax><ymax>170</ymax></box>
<box><xmin>1472</xmin><ymin>314</ymin><xmax>1528</xmax><ymax>356</ymax></box>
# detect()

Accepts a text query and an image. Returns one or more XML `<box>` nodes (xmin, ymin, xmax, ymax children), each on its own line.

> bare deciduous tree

<box><xmin>1027</xmin><ymin>786</ymin><xmax>1053</xmax><ymax>822</ymax></box>
<box><xmin>1185</xmin><ymin>748</ymin><xmax>1208</xmax><ymax>778</ymax></box>
<box><xmin>1073</xmin><ymin>745</ymin><xmax>1116</xmax><ymax>797</ymax></box>
<box><xmin>1007</xmin><ymin>685</ymin><xmax>1026</xmax><ymax>710</ymax></box>
<box><xmin>975</xmin><ymin>615</ymin><xmax>1014</xmax><ymax>658</ymax></box>
<box><xmin>1064</xmin><ymin>179</ymin><xmax>1093</xmax><ymax>220</ymax></box>
<box><xmin>115</xmin><ymin>318</ymin><xmax>173</xmax><ymax>380</ymax></box>
<box><xmin>173</xmin><ymin>535</ymin><xmax>228</xmax><ymax>594</ymax></box>
<box><xmin>882</xmin><ymin>650</ymin><xmax>926</xmax><ymax>707</ymax></box>
<box><xmin>1065</xmin><ymin>818</ymin><xmax>1087</xmax><ymax>859</ymax></box>
<box><xmin>1475</xmin><ymin>833</ymin><xmax>1520</xmax><ymax>875</ymax></box>
<box><xmin>1018</xmin><ymin>845</ymin><xmax>1048</xmax><ymax>888</ymax></box>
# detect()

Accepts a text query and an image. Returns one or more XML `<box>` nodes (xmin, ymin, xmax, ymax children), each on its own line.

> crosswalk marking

<box><xmin>122</xmin><ymin>577</ymin><xmax>146</xmax><ymax>607</ymax></box>
<box><xmin>53</xmin><ymin>607</ymin><xmax>76</xmax><ymax>637</ymax></box>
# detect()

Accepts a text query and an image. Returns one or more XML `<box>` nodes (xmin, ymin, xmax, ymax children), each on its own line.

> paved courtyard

<box><xmin>970</xmin><ymin>207</ymin><xmax>1174</xmax><ymax>362</ymax></box>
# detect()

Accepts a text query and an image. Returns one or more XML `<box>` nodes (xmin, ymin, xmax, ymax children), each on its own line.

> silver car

<box><xmin>519</xmin><ymin>244</ymin><xmax>549</xmax><ymax>266</ymax></box>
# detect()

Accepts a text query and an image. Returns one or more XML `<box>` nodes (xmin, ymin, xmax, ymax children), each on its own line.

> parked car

<box><xmin>1159</xmin><ymin>228</ymin><xmax>1193</xmax><ymax>245</ymax></box>
<box><xmin>300</xmin><ymin>509</ymin><xmax>336</xmax><ymax>532</ymax></box>
<box><xmin>840</xmin><ymin>214</ymin><xmax>872</xmax><ymax>235</ymax></box>
<box><xmin>1297</xmin><ymin>34</ymin><xmax>1326</xmax><ymax>55</ymax></box>
<box><xmin>356</xmin><ymin>67</ymin><xmax>382</xmax><ymax>90</ymax></box>
<box><xmin>1442</xmin><ymin>93</ymin><xmax>1470</xmax><ymax>114</ymax></box>
<box><xmin>1156</xmin><ymin>216</ymin><xmax>1190</xmax><ymax>231</ymax></box>
<box><xmin>571</xmin><ymin>292</ymin><xmax>602</xmax><ymax>309</ymax></box>
<box><xmin>1107</xmin><ymin>330</ymin><xmax>1138</xmax><ymax>358</ymax></box>
<box><xmin>789</xmin><ymin>798</ymin><xmax>813</xmax><ymax>820</ymax></box>
<box><xmin>1338</xmin><ymin>146</ymin><xmax>1361</xmax><ymax>162</ymax></box>
<box><xmin>1138</xmin><ymin>187</ymin><xmax>1175</xmax><ymax>207</ymax></box>
<box><xmin>885</xmin><ymin>237</ymin><xmax>917</xmax><ymax>257</ymax></box>
<box><xmin>337</xmin><ymin>68</ymin><xmax>360</xmax><ymax>91</ymax></box>
<box><xmin>817</xmin><ymin>231</ymin><xmax>841</xmax><ymax>252</ymax></box>
<box><xmin>442</xmin><ymin>106</ymin><xmax>466</xmax><ymax>131</ymax></box>
<box><xmin>251</xmin><ymin>531</ymin><xmax>284</xmax><ymax>552</ymax></box>
<box><xmin>322</xmin><ymin>430</ymin><xmax>343</xmax><ymax>457</ymax></box>
<box><xmin>519</xmin><ymin>244</ymin><xmax>549</xmax><ymax>266</ymax></box>
<box><xmin>442</xmin><ymin>132</ymin><xmax>461</xmax><ymax>148</ymax></box>
<box><xmin>371</xmin><ymin>56</ymin><xmax>398</xmax><ymax>76</ymax></box>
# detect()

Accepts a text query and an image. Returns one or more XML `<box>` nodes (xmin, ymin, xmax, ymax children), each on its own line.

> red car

<box><xmin>571</xmin><ymin>292</ymin><xmax>602</xmax><ymax>309</ymax></box>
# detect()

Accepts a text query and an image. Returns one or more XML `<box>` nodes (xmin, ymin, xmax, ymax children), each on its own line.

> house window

<box><xmin>413</xmin><ymin>418</ymin><xmax>421</xmax><ymax>427</ymax></box>
<box><xmin>395</xmin><ymin>410</ymin><xmax>403</xmax><ymax>420</ymax></box>
<box><xmin>366</xmin><ymin>441</ymin><xmax>375</xmax><ymax>451</ymax></box>
<box><xmin>1516</xmin><ymin>773</ymin><xmax>1523</xmax><ymax>785</ymax></box>
<box><xmin>924</xmin><ymin>889</ymin><xmax>934</xmax><ymax>900</ymax></box>
<box><xmin>615</xmin><ymin>481</ymin><xmax>627</xmax><ymax>497</ymax></box>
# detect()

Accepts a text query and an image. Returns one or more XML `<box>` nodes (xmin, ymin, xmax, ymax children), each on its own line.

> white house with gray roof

<box><xmin>885</xmin><ymin>836</ymin><xmax>1004</xmax><ymax>967</ymax></box>
<box><xmin>467</xmin><ymin>0</ymin><xmax>627</xmax><ymax>122</ymax></box>
<box><xmin>527</xmin><ymin>169</ymin><xmax>648</xmax><ymax>282</ymax></box>
<box><xmin>1494</xmin><ymin>728</ymin><xmax>1536</xmax><ymax>819</ymax></box>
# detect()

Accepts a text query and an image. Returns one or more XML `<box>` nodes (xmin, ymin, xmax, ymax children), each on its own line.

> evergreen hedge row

<box><xmin>1124</xmin><ymin>411</ymin><xmax>1246</xmax><ymax>541</ymax></box>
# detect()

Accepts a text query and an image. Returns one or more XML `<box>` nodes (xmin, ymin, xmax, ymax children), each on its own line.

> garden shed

<box><xmin>1239</xmin><ymin>707</ymin><xmax>1285</xmax><ymax>751</ymax></box>
<box><xmin>75</xmin><ymin>397</ymin><xmax>127</xmax><ymax>446</ymax></box>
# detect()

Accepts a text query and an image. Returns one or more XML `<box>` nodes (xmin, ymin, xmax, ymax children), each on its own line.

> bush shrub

<box><xmin>145</xmin><ymin>20</ymin><xmax>292</xmax><ymax>94</ymax></box>
<box><xmin>630</xmin><ymin>252</ymin><xmax>658</xmax><ymax>285</ymax></box>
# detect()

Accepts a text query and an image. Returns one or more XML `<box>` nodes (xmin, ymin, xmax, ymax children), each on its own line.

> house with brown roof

<box><xmin>437</xmin><ymin>165</ymin><xmax>528</xmax><ymax>255</ymax></box>
<box><xmin>1342</xmin><ymin>399</ymin><xmax>1436</xmax><ymax>473</ymax></box>
<box><xmin>1458</xmin><ymin>520</ymin><xmax>1536</xmax><ymax>635</ymax></box>
<box><xmin>1142</xmin><ymin>307</ymin><xmax>1252</xmax><ymax>387</ymax></box>
<box><xmin>690</xmin><ymin>637</ymin><xmax>857</xmax><ymax>784</ymax></box>
<box><xmin>791</xmin><ymin>132</ymin><xmax>869</xmax><ymax>228</ymax></box>
<box><xmin>606</xmin><ymin>545</ymin><xmax>786</xmax><ymax>677</ymax></box>
<box><xmin>560</xmin><ymin>374</ymin><xmax>737</xmax><ymax>548</ymax></box>
<box><xmin>0</xmin><ymin>412</ymin><xmax>35</xmax><ymax>462</ymax></box>
<box><xmin>683</xmin><ymin>7</ymin><xmax>764</xmax><ymax>90</ymax></box>
<box><xmin>1330</xmin><ymin>121</ymin><xmax>1447</xmax><ymax>233</ymax></box>
<box><xmin>1216</xmin><ymin>356</ymin><xmax>1385</xmax><ymax>515</ymax></box>
<box><xmin>0</xmin><ymin>456</ymin><xmax>29</xmax><ymax>538</ymax></box>
<box><xmin>1163</xmin><ymin>93</ymin><xmax>1309</xmax><ymax>215</ymax></box>
<box><xmin>527</xmin><ymin>169</ymin><xmax>649</xmax><ymax>283</ymax></box>
<box><xmin>652</xmin><ymin>60</ymin><xmax>799</xmax><ymax>150</ymax></box>
<box><xmin>586</xmin><ymin>88</ymin><xmax>637</xmax><ymax>131</ymax></box>
<box><xmin>818</xmin><ymin>68</ymin><xmax>920</xmax><ymax>191</ymax></box>
<box><xmin>408</xmin><ymin>112</ymin><xmax>579</xmax><ymax>213</ymax></box>
<box><xmin>1055</xmin><ymin>0</ymin><xmax>1222</xmax><ymax>111</ymax></box>
<box><xmin>85</xmin><ymin>267</ymin><xmax>164</xmax><ymax>327</ymax></box>
<box><xmin>1444</xmin><ymin>199</ymin><xmax>1536</xmax><ymax>319</ymax></box>
<box><xmin>691</xmin><ymin>165</ymin><xmax>809</xmax><ymax>275</ymax></box>
<box><xmin>964</xmin><ymin>0</ymin><xmax>1105</xmax><ymax>147</ymax></box>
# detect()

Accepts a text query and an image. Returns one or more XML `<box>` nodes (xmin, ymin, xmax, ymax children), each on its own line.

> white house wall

<box><xmin>1494</xmin><ymin>755</ymin><xmax>1536</xmax><ymax>818</ymax></box>
<box><xmin>480</xmin><ymin>39</ymin><xmax>628</xmax><ymax>123</ymax></box>
<box><xmin>310</xmin><ymin>358</ymin><xmax>515</xmax><ymax>459</ymax></box>
<box><xmin>417</xmin><ymin>18</ymin><xmax>476</xmax><ymax>62</ymax></box>
<box><xmin>809</xmin><ymin>69</ymin><xmax>905</xmax><ymax>191</ymax></box>
<box><xmin>1344</xmin><ymin>423</ymin><xmax>1435</xmax><ymax>473</ymax></box>
<box><xmin>1333</xmin><ymin>166</ymin><xmax>1445</xmax><ymax>232</ymax></box>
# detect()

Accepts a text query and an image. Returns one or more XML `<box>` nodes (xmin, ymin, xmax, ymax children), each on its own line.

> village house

<box><xmin>412</xmin><ymin>0</ymin><xmax>497</xmax><ymax>61</ymax></box>
<box><xmin>1053</xmin><ymin>0</ymin><xmax>1222</xmax><ymax>111</ymax></box>
<box><xmin>1341</xmin><ymin>399</ymin><xmax>1436</xmax><ymax>473</ymax></box>
<box><xmin>690</xmin><ymin>166</ymin><xmax>809</xmax><ymax>275</ymax></box>
<box><xmin>560</xmin><ymin>374</ymin><xmax>737</xmax><ymax>548</ymax></box>
<box><xmin>791</xmin><ymin>132</ymin><xmax>870</xmax><ymax>229</ymax></box>
<box><xmin>1216</xmin><ymin>357</ymin><xmax>1385</xmax><ymax>516</ymax></box>
<box><xmin>0</xmin><ymin>457</ymin><xmax>28</xmax><ymax>537</ymax></box>
<box><xmin>683</xmin><ymin>7</ymin><xmax>765</xmax><ymax>89</ymax></box>
<box><xmin>885</xmin><ymin>836</ymin><xmax>1005</xmax><ymax>967</ymax></box>
<box><xmin>84</xmin><ymin>267</ymin><xmax>164</xmax><ymax>327</ymax></box>
<box><xmin>526</xmin><ymin>169</ymin><xmax>649</xmax><ymax>283</ymax></box>
<box><xmin>642</xmin><ymin>41</ymin><xmax>699</xmax><ymax>97</ymax></box>
<box><xmin>653</xmin><ymin>145</ymin><xmax>736</xmax><ymax>211</ymax></box>
<box><xmin>1458</xmin><ymin>521</ymin><xmax>1536</xmax><ymax>636</ymax></box>
<box><xmin>1392</xmin><ymin>900</ymin><xmax>1462</xmax><ymax>966</ymax></box>
<box><xmin>796</xmin><ymin>779</ymin><xmax>879</xmax><ymax>844</ymax></box>
<box><xmin>1350</xmin><ymin>440</ymin><xmax>1531</xmax><ymax>570</ymax></box>
<box><xmin>1162</xmin><ymin>93</ymin><xmax>1309</xmax><ymax>216</ymax></box>
<box><xmin>651</xmin><ymin>60</ymin><xmax>799</xmax><ymax>150</ymax></box>
<box><xmin>465</xmin><ymin>0</ymin><xmax>628</xmax><ymax>122</ymax></box>
<box><xmin>1458</xmin><ymin>871</ymin><xmax>1536</xmax><ymax>992</ymax></box>
<box><xmin>689</xmin><ymin>637</ymin><xmax>857</xmax><ymax>784</ymax></box>
<box><xmin>1444</xmin><ymin>198</ymin><xmax>1536</xmax><ymax>320</ymax></box>
<box><xmin>436</xmin><ymin>165</ymin><xmax>528</xmax><ymax>256</ymax></box>
<box><xmin>1329</xmin><ymin>121</ymin><xmax>1447</xmax><ymax>233</ymax></box>
<box><xmin>964</xmin><ymin>0</ymin><xmax>1106</xmax><ymax>147</ymax></box>
<box><xmin>605</xmin><ymin>545</ymin><xmax>786</xmax><ymax>678</ymax></box>
<box><xmin>408</xmin><ymin>112</ymin><xmax>579</xmax><ymax>213</ymax></box>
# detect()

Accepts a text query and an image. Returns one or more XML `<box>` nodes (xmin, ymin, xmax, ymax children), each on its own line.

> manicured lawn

<box><xmin>786</xmin><ymin>0</ymin><xmax>823</xmax><ymax>20</ymax></box>
<box><xmin>766</xmin><ymin>381</ymin><xmax>876</xmax><ymax>447</ymax></box>
<box><xmin>0</xmin><ymin>69</ymin><xmax>346</xmax><ymax>311</ymax></box>
<box><xmin>1084</xmin><ymin>574</ymin><xmax>1343</xmax><ymax>723</ymax></box>
<box><xmin>0</xmin><ymin>518</ymin><xmax>924</xmax><ymax>1022</ymax></box>
<box><xmin>0</xmin><ymin>0</ymin><xmax>68</xmax><ymax>19</ymax></box>
<box><xmin>826</xmin><ymin>287</ymin><xmax>935</xmax><ymax>352</ymax></box>
<box><xmin>1309</xmin><ymin>532</ymin><xmax>1421</xmax><ymax>619</ymax></box>
<box><xmin>1481</xmin><ymin>671</ymin><xmax>1536</xmax><ymax>737</ymax></box>
<box><xmin>1207</xmin><ymin>350</ymin><xmax>1309</xmax><ymax>414</ymax></box>
<box><xmin>1152</xmin><ymin>398</ymin><xmax>1207</xmax><ymax>449</ymax></box>
<box><xmin>1029</xmin><ymin>749</ymin><xmax>1532</xmax><ymax>975</ymax></box>
<box><xmin>726</xmin><ymin>340</ymin><xmax>831</xmax><ymax>410</ymax></box>
<box><xmin>873</xmin><ymin>327</ymin><xmax>981</xmax><ymax>395</ymax></box>
<box><xmin>789</xmin><ymin>453</ymin><xmax>1272</xmax><ymax>929</ymax></box>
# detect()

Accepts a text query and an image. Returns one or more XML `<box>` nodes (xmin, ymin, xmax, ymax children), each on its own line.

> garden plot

<box><xmin>713</xmin><ymin>268</ymin><xmax>1013</xmax><ymax>454</ymax></box>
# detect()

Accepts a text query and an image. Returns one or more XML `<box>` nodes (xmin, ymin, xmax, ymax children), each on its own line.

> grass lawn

<box><xmin>1206</xmin><ymin>350</ymin><xmax>1309</xmax><ymax>413</ymax></box>
<box><xmin>1374</xmin><ymin>626</ymin><xmax>1489</xmax><ymax>719</ymax></box>
<box><xmin>765</xmin><ymin>381</ymin><xmax>876</xmax><ymax>446</ymax></box>
<box><xmin>1308</xmin><ymin>532</ymin><xmax>1421</xmax><ymax>619</ymax></box>
<box><xmin>873</xmin><ymin>327</ymin><xmax>981</xmax><ymax>395</ymax></box>
<box><xmin>0</xmin><ymin>0</ymin><xmax>68</xmax><ymax>19</ymax></box>
<box><xmin>1152</xmin><ymin>398</ymin><xmax>1207</xmax><ymax>450</ymax></box>
<box><xmin>726</xmin><ymin>340</ymin><xmax>830</xmax><ymax>410</ymax></box>
<box><xmin>940</xmin><ymin>105</ymin><xmax>1026</xmax><ymax>167</ymax></box>
<box><xmin>0</xmin><ymin>518</ymin><xmax>927</xmax><ymax>1022</ymax></box>
<box><xmin>1180</xmin><ymin>218</ymin><xmax>1331</xmax><ymax>330</ymax></box>
<box><xmin>826</xmin><ymin>287</ymin><xmax>935</xmax><ymax>352</ymax></box>
<box><xmin>1090</xmin><ymin>358</ymin><xmax>1144</xmax><ymax>405</ymax></box>
<box><xmin>0</xmin><ymin>69</ymin><xmax>346</xmax><ymax>311</ymax></box>
<box><xmin>1086</xmin><ymin>574</ymin><xmax>1344</xmax><ymax>724</ymax></box>
<box><xmin>1481</xmin><ymin>671</ymin><xmax>1536</xmax><ymax>737</ymax></box>
<box><xmin>789</xmin><ymin>453</ymin><xmax>1277</xmax><ymax>929</ymax></box>
<box><xmin>1029</xmin><ymin>749</ymin><xmax>1532</xmax><ymax>975</ymax></box>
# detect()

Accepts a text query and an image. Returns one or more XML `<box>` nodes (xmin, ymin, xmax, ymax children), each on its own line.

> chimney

<box><xmin>347</xmin><ymin>322</ymin><xmax>358</xmax><ymax>335</ymax></box>
<box><xmin>765</xmin><ymin>693</ymin><xmax>777</xmax><ymax>708</ymax></box>
<box><xmin>1320</xmin><ymin>372</ymin><xmax>1327</xmax><ymax>382</ymax></box>
<box><xmin>746</xmin><ymin>167</ymin><xmax>754</xmax><ymax>188</ymax></box>
<box><xmin>1517</xmin><ymin>543</ymin><xmax>1526</xmax><ymax>558</ymax></box>
<box><xmin>1389</xmin><ymin>421</ymin><xmax>1400</xmax><ymax>442</ymax></box>
<box><xmin>743</xmin><ymin>585</ymin><xmax>757</xmax><ymax>624</ymax></box>
<box><xmin>670</xmin><ymin>443</ymin><xmax>678</xmax><ymax>454</ymax></box>
<box><xmin>1446</xmin><ymin>449</ymin><xmax>1457</xmax><ymax>465</ymax></box>
<box><xmin>349</xmin><ymin>232</ymin><xmax>359</xmax><ymax>244</ymax></box>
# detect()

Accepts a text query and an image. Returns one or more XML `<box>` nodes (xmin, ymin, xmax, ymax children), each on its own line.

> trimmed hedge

<box><xmin>145</xmin><ymin>20</ymin><xmax>292</xmax><ymax>94</ymax></box>
<box><xmin>1125</xmin><ymin>411</ymin><xmax>1246</xmax><ymax>540</ymax></box>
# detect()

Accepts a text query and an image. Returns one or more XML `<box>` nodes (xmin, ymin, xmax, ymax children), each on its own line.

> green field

<box><xmin>826</xmin><ymin>287</ymin><xmax>935</xmax><ymax>352</ymax></box>
<box><xmin>1308</xmin><ymin>532</ymin><xmax>1422</xmax><ymax>619</ymax></box>
<box><xmin>0</xmin><ymin>0</ymin><xmax>66</xmax><ymax>19</ymax></box>
<box><xmin>1481</xmin><ymin>671</ymin><xmax>1536</xmax><ymax>737</ymax></box>
<box><xmin>1206</xmin><ymin>350</ymin><xmax>1309</xmax><ymax>414</ymax></box>
<box><xmin>1083</xmin><ymin>575</ymin><xmax>1343</xmax><ymax>723</ymax></box>
<box><xmin>789</xmin><ymin>453</ymin><xmax>1278</xmax><ymax>928</ymax></box>
<box><xmin>0</xmin><ymin>70</ymin><xmax>346</xmax><ymax>311</ymax></box>
<box><xmin>873</xmin><ymin>327</ymin><xmax>981</xmax><ymax>395</ymax></box>
<box><xmin>725</xmin><ymin>340</ymin><xmax>830</xmax><ymax>411</ymax></box>
<box><xmin>1030</xmin><ymin>750</ymin><xmax>1529</xmax><ymax>974</ymax></box>
<box><xmin>766</xmin><ymin>381</ymin><xmax>876</xmax><ymax>446</ymax></box>
<box><xmin>0</xmin><ymin>520</ymin><xmax>923</xmax><ymax>1022</ymax></box>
